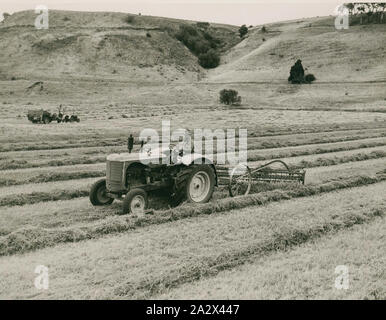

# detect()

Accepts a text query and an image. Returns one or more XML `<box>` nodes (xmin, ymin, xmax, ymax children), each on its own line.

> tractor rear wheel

<box><xmin>89</xmin><ymin>179</ymin><xmax>114</xmax><ymax>206</ymax></box>
<box><xmin>172</xmin><ymin>165</ymin><xmax>215</xmax><ymax>206</ymax></box>
<box><xmin>122</xmin><ymin>188</ymin><xmax>148</xmax><ymax>216</ymax></box>
<box><xmin>186</xmin><ymin>165</ymin><xmax>215</xmax><ymax>203</ymax></box>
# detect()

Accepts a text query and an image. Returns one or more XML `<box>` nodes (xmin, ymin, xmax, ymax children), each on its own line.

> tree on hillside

<box><xmin>175</xmin><ymin>24</ymin><xmax>222</xmax><ymax>69</ymax></box>
<box><xmin>288</xmin><ymin>59</ymin><xmax>305</xmax><ymax>84</ymax></box>
<box><xmin>239</xmin><ymin>25</ymin><xmax>248</xmax><ymax>38</ymax></box>
<box><xmin>344</xmin><ymin>3</ymin><xmax>386</xmax><ymax>25</ymax></box>
<box><xmin>346</xmin><ymin>3</ymin><xmax>355</xmax><ymax>16</ymax></box>
<box><xmin>2</xmin><ymin>13</ymin><xmax>10</xmax><ymax>21</ymax></box>
<box><xmin>198</xmin><ymin>49</ymin><xmax>220</xmax><ymax>68</ymax></box>
<box><xmin>378</xmin><ymin>3</ymin><xmax>386</xmax><ymax>23</ymax></box>
<box><xmin>125</xmin><ymin>15</ymin><xmax>135</xmax><ymax>24</ymax></box>
<box><xmin>219</xmin><ymin>89</ymin><xmax>241</xmax><ymax>105</ymax></box>
<box><xmin>288</xmin><ymin>60</ymin><xmax>316</xmax><ymax>84</ymax></box>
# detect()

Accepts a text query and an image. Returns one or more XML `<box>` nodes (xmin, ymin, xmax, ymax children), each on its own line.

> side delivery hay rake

<box><xmin>89</xmin><ymin>145</ymin><xmax>306</xmax><ymax>214</ymax></box>
<box><xmin>216</xmin><ymin>160</ymin><xmax>306</xmax><ymax>197</ymax></box>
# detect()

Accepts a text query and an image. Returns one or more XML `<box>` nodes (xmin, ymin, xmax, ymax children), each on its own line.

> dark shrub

<box><xmin>197</xmin><ymin>22</ymin><xmax>210</xmax><ymax>29</ymax></box>
<box><xmin>239</xmin><ymin>24</ymin><xmax>248</xmax><ymax>38</ymax></box>
<box><xmin>261</xmin><ymin>26</ymin><xmax>267</xmax><ymax>32</ymax></box>
<box><xmin>175</xmin><ymin>24</ymin><xmax>222</xmax><ymax>68</ymax></box>
<box><xmin>146</xmin><ymin>32</ymin><xmax>151</xmax><ymax>38</ymax></box>
<box><xmin>288</xmin><ymin>60</ymin><xmax>316</xmax><ymax>84</ymax></box>
<box><xmin>305</xmin><ymin>74</ymin><xmax>316</xmax><ymax>83</ymax></box>
<box><xmin>125</xmin><ymin>15</ymin><xmax>135</xmax><ymax>24</ymax></box>
<box><xmin>194</xmin><ymin>40</ymin><xmax>210</xmax><ymax>55</ymax></box>
<box><xmin>198</xmin><ymin>49</ymin><xmax>220</xmax><ymax>68</ymax></box>
<box><xmin>288</xmin><ymin>59</ymin><xmax>305</xmax><ymax>84</ymax></box>
<box><xmin>219</xmin><ymin>89</ymin><xmax>241</xmax><ymax>105</ymax></box>
<box><xmin>176</xmin><ymin>25</ymin><xmax>198</xmax><ymax>40</ymax></box>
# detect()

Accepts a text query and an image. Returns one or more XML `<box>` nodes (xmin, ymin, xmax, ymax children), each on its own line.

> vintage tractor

<box><xmin>89</xmin><ymin>145</ymin><xmax>217</xmax><ymax>215</ymax></box>
<box><xmin>27</xmin><ymin>109</ymin><xmax>54</xmax><ymax>124</ymax></box>
<box><xmin>90</xmin><ymin>144</ymin><xmax>306</xmax><ymax>215</ymax></box>
<box><xmin>27</xmin><ymin>106</ymin><xmax>80</xmax><ymax>124</ymax></box>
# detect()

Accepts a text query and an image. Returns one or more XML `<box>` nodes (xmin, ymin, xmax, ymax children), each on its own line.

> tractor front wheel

<box><xmin>122</xmin><ymin>188</ymin><xmax>148</xmax><ymax>216</ymax></box>
<box><xmin>89</xmin><ymin>179</ymin><xmax>114</xmax><ymax>206</ymax></box>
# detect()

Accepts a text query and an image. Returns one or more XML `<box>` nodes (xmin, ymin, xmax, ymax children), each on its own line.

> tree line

<box><xmin>345</xmin><ymin>2</ymin><xmax>386</xmax><ymax>24</ymax></box>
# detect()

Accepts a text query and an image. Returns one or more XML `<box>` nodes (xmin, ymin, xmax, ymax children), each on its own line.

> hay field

<box><xmin>0</xmin><ymin>10</ymin><xmax>385</xmax><ymax>299</ymax></box>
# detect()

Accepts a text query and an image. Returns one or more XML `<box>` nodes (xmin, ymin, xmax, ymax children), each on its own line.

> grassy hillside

<box><xmin>206</xmin><ymin>17</ymin><xmax>386</xmax><ymax>82</ymax></box>
<box><xmin>0</xmin><ymin>10</ymin><xmax>239</xmax><ymax>82</ymax></box>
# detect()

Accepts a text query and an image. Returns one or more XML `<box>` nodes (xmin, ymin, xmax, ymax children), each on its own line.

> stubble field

<box><xmin>0</xmin><ymin>84</ymin><xmax>385</xmax><ymax>299</ymax></box>
<box><xmin>0</xmin><ymin>12</ymin><xmax>385</xmax><ymax>299</ymax></box>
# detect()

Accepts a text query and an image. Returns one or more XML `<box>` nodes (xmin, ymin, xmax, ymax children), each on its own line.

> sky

<box><xmin>0</xmin><ymin>0</ymin><xmax>379</xmax><ymax>25</ymax></box>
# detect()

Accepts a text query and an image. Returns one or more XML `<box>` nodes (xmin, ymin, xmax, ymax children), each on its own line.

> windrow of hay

<box><xmin>248</xmin><ymin>143</ymin><xmax>386</xmax><ymax>163</ymax></box>
<box><xmin>1</xmin><ymin>126</ymin><xmax>385</xmax><ymax>153</ymax></box>
<box><xmin>115</xmin><ymin>207</ymin><xmax>385</xmax><ymax>298</ymax></box>
<box><xmin>0</xmin><ymin>150</ymin><xmax>385</xmax><ymax>206</ymax></box>
<box><xmin>0</xmin><ymin>173</ymin><xmax>384</xmax><ymax>256</ymax></box>
<box><xmin>0</xmin><ymin>140</ymin><xmax>385</xmax><ymax>171</ymax></box>
<box><xmin>0</xmin><ymin>156</ymin><xmax>106</xmax><ymax>170</ymax></box>
<box><xmin>2</xmin><ymin>133</ymin><xmax>384</xmax><ymax>165</ymax></box>
<box><xmin>0</xmin><ymin>190</ymin><xmax>88</xmax><ymax>207</ymax></box>
<box><xmin>293</xmin><ymin>150</ymin><xmax>386</xmax><ymax>169</ymax></box>
<box><xmin>0</xmin><ymin>171</ymin><xmax>105</xmax><ymax>187</ymax></box>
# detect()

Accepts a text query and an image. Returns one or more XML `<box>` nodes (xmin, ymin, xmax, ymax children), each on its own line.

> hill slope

<box><xmin>1</xmin><ymin>12</ymin><xmax>385</xmax><ymax>84</ymax></box>
<box><xmin>0</xmin><ymin>10</ymin><xmax>239</xmax><ymax>83</ymax></box>
<box><xmin>205</xmin><ymin>17</ymin><xmax>386</xmax><ymax>83</ymax></box>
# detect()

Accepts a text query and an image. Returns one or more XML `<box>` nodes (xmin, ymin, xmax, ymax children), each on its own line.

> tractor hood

<box><xmin>107</xmin><ymin>148</ymin><xmax>168</xmax><ymax>164</ymax></box>
<box><xmin>106</xmin><ymin>147</ymin><xmax>211</xmax><ymax>166</ymax></box>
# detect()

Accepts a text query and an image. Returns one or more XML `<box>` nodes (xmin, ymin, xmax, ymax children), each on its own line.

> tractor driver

<box><xmin>175</xmin><ymin>131</ymin><xmax>192</xmax><ymax>156</ymax></box>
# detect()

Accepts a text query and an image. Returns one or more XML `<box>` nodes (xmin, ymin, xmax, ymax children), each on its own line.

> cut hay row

<box><xmin>248</xmin><ymin>148</ymin><xmax>386</xmax><ymax>170</ymax></box>
<box><xmin>0</xmin><ymin>148</ymin><xmax>385</xmax><ymax>200</ymax></box>
<box><xmin>0</xmin><ymin>173</ymin><xmax>384</xmax><ymax>257</ymax></box>
<box><xmin>1</xmin><ymin>122</ymin><xmax>385</xmax><ymax>153</ymax></box>
<box><xmin>0</xmin><ymin>163</ymin><xmax>105</xmax><ymax>186</ymax></box>
<box><xmin>2</xmin><ymin>128</ymin><xmax>386</xmax><ymax>158</ymax></box>
<box><xmin>120</xmin><ymin>207</ymin><xmax>385</xmax><ymax>299</ymax></box>
<box><xmin>1</xmin><ymin>160</ymin><xmax>384</xmax><ymax>238</ymax></box>
<box><xmin>156</xmin><ymin>217</ymin><xmax>386</xmax><ymax>299</ymax></box>
<box><xmin>291</xmin><ymin>150</ymin><xmax>386</xmax><ymax>169</ymax></box>
<box><xmin>245</xmin><ymin>131</ymin><xmax>386</xmax><ymax>152</ymax></box>
<box><xmin>305</xmin><ymin>158</ymin><xmax>386</xmax><ymax>184</ymax></box>
<box><xmin>0</xmin><ymin>190</ymin><xmax>89</xmax><ymax>207</ymax></box>
<box><xmin>2</xmin><ymin>135</ymin><xmax>385</xmax><ymax>167</ymax></box>
<box><xmin>0</xmin><ymin>198</ymin><xmax>115</xmax><ymax>238</ymax></box>
<box><xmin>0</xmin><ymin>177</ymin><xmax>98</xmax><ymax>197</ymax></box>
<box><xmin>0</xmin><ymin>170</ymin><xmax>105</xmax><ymax>188</ymax></box>
<box><xmin>1</xmin><ymin>137</ymin><xmax>385</xmax><ymax>171</ymax></box>
<box><xmin>0</xmin><ymin>182</ymin><xmax>384</xmax><ymax>299</ymax></box>
<box><xmin>0</xmin><ymin>154</ymin><xmax>106</xmax><ymax>171</ymax></box>
<box><xmin>246</xmin><ymin>139</ymin><xmax>386</xmax><ymax>163</ymax></box>
<box><xmin>0</xmin><ymin>147</ymin><xmax>385</xmax><ymax>206</ymax></box>
<box><xmin>1</xmin><ymin>145</ymin><xmax>384</xmax><ymax>188</ymax></box>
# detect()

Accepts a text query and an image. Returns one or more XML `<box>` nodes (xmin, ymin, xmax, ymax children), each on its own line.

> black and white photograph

<box><xmin>0</xmin><ymin>0</ymin><xmax>385</xmax><ymax>303</ymax></box>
